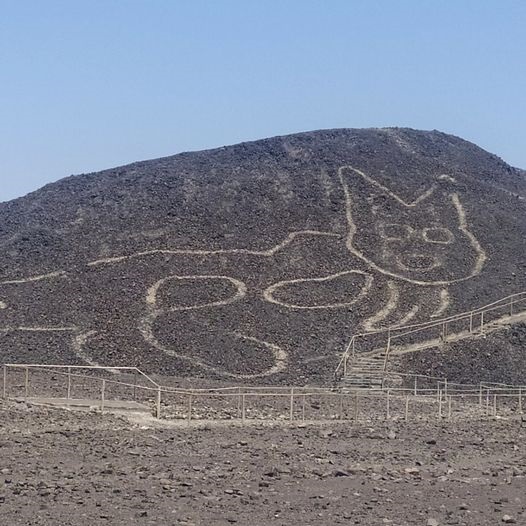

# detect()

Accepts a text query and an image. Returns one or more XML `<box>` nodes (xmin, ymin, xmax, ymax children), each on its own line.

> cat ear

<box><xmin>338</xmin><ymin>165</ymin><xmax>437</xmax><ymax>208</ymax></box>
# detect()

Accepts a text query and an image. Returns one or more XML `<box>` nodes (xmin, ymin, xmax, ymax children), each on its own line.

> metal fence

<box><xmin>335</xmin><ymin>291</ymin><xmax>526</xmax><ymax>380</ymax></box>
<box><xmin>2</xmin><ymin>363</ymin><xmax>525</xmax><ymax>425</ymax></box>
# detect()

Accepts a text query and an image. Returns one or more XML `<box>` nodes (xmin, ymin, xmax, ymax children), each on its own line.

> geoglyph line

<box><xmin>146</xmin><ymin>275</ymin><xmax>247</xmax><ymax>310</ymax></box>
<box><xmin>0</xmin><ymin>271</ymin><xmax>67</xmax><ymax>285</ymax></box>
<box><xmin>263</xmin><ymin>270</ymin><xmax>373</xmax><ymax>310</ymax></box>
<box><xmin>87</xmin><ymin>230</ymin><xmax>340</xmax><ymax>267</ymax></box>
<box><xmin>362</xmin><ymin>281</ymin><xmax>399</xmax><ymax>331</ymax></box>
<box><xmin>338</xmin><ymin>166</ymin><xmax>487</xmax><ymax>286</ymax></box>
<box><xmin>392</xmin><ymin>304</ymin><xmax>419</xmax><ymax>327</ymax></box>
<box><xmin>140</xmin><ymin>276</ymin><xmax>288</xmax><ymax>378</ymax></box>
<box><xmin>451</xmin><ymin>193</ymin><xmax>487</xmax><ymax>276</ymax></box>
<box><xmin>339</xmin><ymin>165</ymin><xmax>437</xmax><ymax>207</ymax></box>
<box><xmin>72</xmin><ymin>330</ymin><xmax>106</xmax><ymax>369</ymax></box>
<box><xmin>139</xmin><ymin>311</ymin><xmax>288</xmax><ymax>379</ymax></box>
<box><xmin>0</xmin><ymin>326</ymin><xmax>77</xmax><ymax>333</ymax></box>
<box><xmin>431</xmin><ymin>288</ymin><xmax>450</xmax><ymax>318</ymax></box>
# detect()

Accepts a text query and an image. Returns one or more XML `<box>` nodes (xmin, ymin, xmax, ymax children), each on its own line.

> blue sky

<box><xmin>1</xmin><ymin>0</ymin><xmax>525</xmax><ymax>202</ymax></box>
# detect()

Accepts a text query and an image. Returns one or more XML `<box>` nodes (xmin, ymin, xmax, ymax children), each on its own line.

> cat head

<box><xmin>338</xmin><ymin>166</ymin><xmax>487</xmax><ymax>285</ymax></box>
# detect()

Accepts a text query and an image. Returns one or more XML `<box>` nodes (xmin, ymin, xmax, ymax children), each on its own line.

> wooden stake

<box><xmin>101</xmin><ymin>379</ymin><xmax>106</xmax><ymax>413</ymax></box>
<box><xmin>156</xmin><ymin>387</ymin><xmax>162</xmax><ymax>419</ymax></box>
<box><xmin>67</xmin><ymin>367</ymin><xmax>72</xmax><ymax>403</ymax></box>
<box><xmin>289</xmin><ymin>388</ymin><xmax>294</xmax><ymax>422</ymax></box>
<box><xmin>24</xmin><ymin>367</ymin><xmax>29</xmax><ymax>401</ymax></box>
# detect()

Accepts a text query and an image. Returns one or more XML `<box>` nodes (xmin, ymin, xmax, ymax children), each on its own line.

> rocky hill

<box><xmin>1</xmin><ymin>128</ymin><xmax>525</xmax><ymax>383</ymax></box>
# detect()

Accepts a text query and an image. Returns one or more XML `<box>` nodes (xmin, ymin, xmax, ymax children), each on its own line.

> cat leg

<box><xmin>363</xmin><ymin>280</ymin><xmax>432</xmax><ymax>331</ymax></box>
<box><xmin>362</xmin><ymin>280</ymin><xmax>400</xmax><ymax>331</ymax></box>
<box><xmin>430</xmin><ymin>288</ymin><xmax>450</xmax><ymax>318</ymax></box>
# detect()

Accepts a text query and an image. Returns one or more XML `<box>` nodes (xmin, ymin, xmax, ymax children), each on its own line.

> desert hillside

<box><xmin>1</xmin><ymin>128</ymin><xmax>525</xmax><ymax>382</ymax></box>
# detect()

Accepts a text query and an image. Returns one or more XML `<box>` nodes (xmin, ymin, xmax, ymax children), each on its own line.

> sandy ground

<box><xmin>1</xmin><ymin>398</ymin><xmax>525</xmax><ymax>525</ymax></box>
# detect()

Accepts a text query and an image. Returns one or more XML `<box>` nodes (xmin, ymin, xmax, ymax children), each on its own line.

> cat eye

<box><xmin>379</xmin><ymin>223</ymin><xmax>412</xmax><ymax>240</ymax></box>
<box><xmin>422</xmin><ymin>227</ymin><xmax>454</xmax><ymax>244</ymax></box>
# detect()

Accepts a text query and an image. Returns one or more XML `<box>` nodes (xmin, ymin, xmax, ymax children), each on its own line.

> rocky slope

<box><xmin>0</xmin><ymin>128</ymin><xmax>525</xmax><ymax>383</ymax></box>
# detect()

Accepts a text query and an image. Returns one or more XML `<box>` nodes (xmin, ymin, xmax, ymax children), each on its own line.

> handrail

<box><xmin>4</xmin><ymin>362</ymin><xmax>524</xmax><ymax>394</ymax></box>
<box><xmin>3</xmin><ymin>364</ymin><xmax>160</xmax><ymax>388</ymax></box>
<box><xmin>4</xmin><ymin>363</ymin><xmax>526</xmax><ymax>423</ymax></box>
<box><xmin>335</xmin><ymin>290</ymin><xmax>526</xmax><ymax>380</ymax></box>
<box><xmin>356</xmin><ymin>291</ymin><xmax>526</xmax><ymax>340</ymax></box>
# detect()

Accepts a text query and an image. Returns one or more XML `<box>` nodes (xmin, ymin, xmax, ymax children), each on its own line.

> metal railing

<box><xmin>335</xmin><ymin>291</ymin><xmax>526</xmax><ymax>381</ymax></box>
<box><xmin>2</xmin><ymin>363</ymin><xmax>526</xmax><ymax>424</ymax></box>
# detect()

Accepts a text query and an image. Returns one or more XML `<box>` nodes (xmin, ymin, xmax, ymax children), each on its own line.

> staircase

<box><xmin>340</xmin><ymin>353</ymin><xmax>386</xmax><ymax>389</ymax></box>
<box><xmin>335</xmin><ymin>291</ymin><xmax>526</xmax><ymax>390</ymax></box>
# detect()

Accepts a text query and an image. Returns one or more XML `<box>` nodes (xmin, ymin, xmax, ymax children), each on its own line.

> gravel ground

<box><xmin>1</xmin><ymin>398</ymin><xmax>525</xmax><ymax>525</ymax></box>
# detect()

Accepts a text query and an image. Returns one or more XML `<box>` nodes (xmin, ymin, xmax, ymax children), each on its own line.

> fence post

<box><xmin>480</xmin><ymin>311</ymin><xmax>484</xmax><ymax>334</ymax></box>
<box><xmin>133</xmin><ymin>370</ymin><xmax>137</xmax><ymax>401</ymax></box>
<box><xmin>519</xmin><ymin>388</ymin><xmax>523</xmax><ymax>414</ymax></box>
<box><xmin>414</xmin><ymin>376</ymin><xmax>417</xmax><ymax>397</ymax></box>
<box><xmin>493</xmin><ymin>394</ymin><xmax>497</xmax><ymax>417</ymax></box>
<box><xmin>478</xmin><ymin>383</ymin><xmax>482</xmax><ymax>407</ymax></box>
<box><xmin>386</xmin><ymin>389</ymin><xmax>390</xmax><ymax>420</ymax></box>
<box><xmin>237</xmin><ymin>387</ymin><xmax>241</xmax><ymax>418</ymax></box>
<box><xmin>405</xmin><ymin>395</ymin><xmax>409</xmax><ymax>422</ymax></box>
<box><xmin>289</xmin><ymin>388</ymin><xmax>294</xmax><ymax>422</ymax></box>
<box><xmin>24</xmin><ymin>367</ymin><xmax>29</xmax><ymax>401</ymax></box>
<box><xmin>444</xmin><ymin>378</ymin><xmax>448</xmax><ymax>398</ymax></box>
<box><xmin>242</xmin><ymin>394</ymin><xmax>246</xmax><ymax>424</ymax></box>
<box><xmin>67</xmin><ymin>367</ymin><xmax>72</xmax><ymax>403</ymax></box>
<box><xmin>101</xmin><ymin>379</ymin><xmax>106</xmax><ymax>413</ymax></box>
<box><xmin>447</xmin><ymin>396</ymin><xmax>452</xmax><ymax>421</ymax></box>
<box><xmin>438</xmin><ymin>389</ymin><xmax>443</xmax><ymax>418</ymax></box>
<box><xmin>156</xmin><ymin>387</ymin><xmax>162</xmax><ymax>419</ymax></box>
<box><xmin>485</xmin><ymin>389</ymin><xmax>490</xmax><ymax>415</ymax></box>
<box><xmin>302</xmin><ymin>394</ymin><xmax>306</xmax><ymax>422</ymax></box>
<box><xmin>187</xmin><ymin>393</ymin><xmax>192</xmax><ymax>424</ymax></box>
<box><xmin>2</xmin><ymin>365</ymin><xmax>6</xmax><ymax>399</ymax></box>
